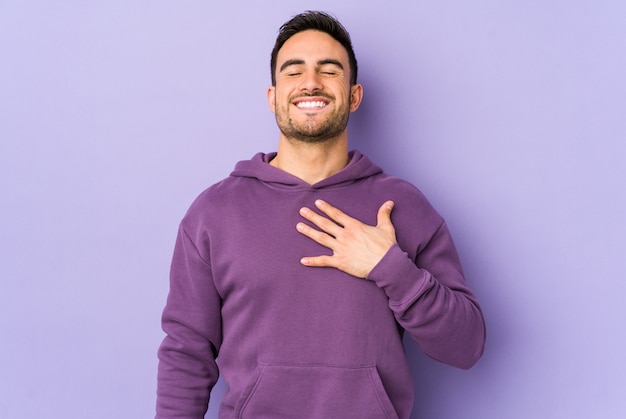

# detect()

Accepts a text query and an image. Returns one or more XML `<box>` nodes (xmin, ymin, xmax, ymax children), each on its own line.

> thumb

<box><xmin>377</xmin><ymin>200</ymin><xmax>395</xmax><ymax>228</ymax></box>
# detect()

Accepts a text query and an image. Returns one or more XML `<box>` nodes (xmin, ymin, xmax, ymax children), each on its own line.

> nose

<box><xmin>298</xmin><ymin>70</ymin><xmax>323</xmax><ymax>92</ymax></box>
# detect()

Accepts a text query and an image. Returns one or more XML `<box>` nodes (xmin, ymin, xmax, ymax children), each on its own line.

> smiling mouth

<box><xmin>293</xmin><ymin>96</ymin><xmax>331</xmax><ymax>110</ymax></box>
<box><xmin>296</xmin><ymin>101</ymin><xmax>327</xmax><ymax>109</ymax></box>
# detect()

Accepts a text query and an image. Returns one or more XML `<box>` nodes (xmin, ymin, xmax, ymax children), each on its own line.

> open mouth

<box><xmin>293</xmin><ymin>97</ymin><xmax>329</xmax><ymax>110</ymax></box>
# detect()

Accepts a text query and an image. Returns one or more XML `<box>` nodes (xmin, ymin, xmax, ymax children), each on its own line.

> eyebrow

<box><xmin>279</xmin><ymin>59</ymin><xmax>305</xmax><ymax>73</ymax></box>
<box><xmin>318</xmin><ymin>59</ymin><xmax>344</xmax><ymax>70</ymax></box>
<box><xmin>279</xmin><ymin>58</ymin><xmax>344</xmax><ymax>73</ymax></box>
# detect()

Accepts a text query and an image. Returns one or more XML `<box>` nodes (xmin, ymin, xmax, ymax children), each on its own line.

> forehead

<box><xmin>277</xmin><ymin>30</ymin><xmax>349</xmax><ymax>65</ymax></box>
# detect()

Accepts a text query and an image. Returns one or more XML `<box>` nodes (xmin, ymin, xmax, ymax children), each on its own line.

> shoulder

<box><xmin>371</xmin><ymin>173</ymin><xmax>436</xmax><ymax>211</ymax></box>
<box><xmin>179</xmin><ymin>175</ymin><xmax>244</xmax><ymax>230</ymax></box>
<box><xmin>369</xmin><ymin>173</ymin><xmax>445</xmax><ymax>241</ymax></box>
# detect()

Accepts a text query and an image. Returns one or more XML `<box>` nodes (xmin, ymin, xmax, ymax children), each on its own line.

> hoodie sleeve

<box><xmin>156</xmin><ymin>226</ymin><xmax>222</xmax><ymax>418</ymax></box>
<box><xmin>366</xmin><ymin>221</ymin><xmax>486</xmax><ymax>369</ymax></box>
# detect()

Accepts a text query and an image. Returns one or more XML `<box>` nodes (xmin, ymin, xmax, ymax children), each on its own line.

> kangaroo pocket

<box><xmin>234</xmin><ymin>363</ymin><xmax>399</xmax><ymax>419</ymax></box>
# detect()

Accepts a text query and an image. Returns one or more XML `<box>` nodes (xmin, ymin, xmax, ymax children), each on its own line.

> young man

<box><xmin>156</xmin><ymin>11</ymin><xmax>485</xmax><ymax>419</ymax></box>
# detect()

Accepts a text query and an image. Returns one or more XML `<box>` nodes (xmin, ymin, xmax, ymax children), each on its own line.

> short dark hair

<box><xmin>270</xmin><ymin>11</ymin><xmax>358</xmax><ymax>86</ymax></box>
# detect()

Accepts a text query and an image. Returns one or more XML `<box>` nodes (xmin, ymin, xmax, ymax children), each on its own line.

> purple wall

<box><xmin>1</xmin><ymin>1</ymin><xmax>625</xmax><ymax>418</ymax></box>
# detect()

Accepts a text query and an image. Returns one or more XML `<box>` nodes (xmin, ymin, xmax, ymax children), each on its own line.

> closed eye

<box><xmin>280</xmin><ymin>59</ymin><xmax>305</xmax><ymax>76</ymax></box>
<box><xmin>318</xmin><ymin>59</ymin><xmax>344</xmax><ymax>76</ymax></box>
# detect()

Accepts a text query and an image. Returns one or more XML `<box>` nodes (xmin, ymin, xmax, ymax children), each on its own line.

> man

<box><xmin>156</xmin><ymin>11</ymin><xmax>485</xmax><ymax>419</ymax></box>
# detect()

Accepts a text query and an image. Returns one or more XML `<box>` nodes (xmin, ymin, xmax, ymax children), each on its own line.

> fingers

<box><xmin>311</xmin><ymin>199</ymin><xmax>351</xmax><ymax>227</ymax></box>
<box><xmin>296</xmin><ymin>199</ymin><xmax>397</xmax><ymax>278</ymax></box>
<box><xmin>298</xmin><ymin>201</ymin><xmax>345</xmax><ymax>236</ymax></box>
<box><xmin>300</xmin><ymin>255</ymin><xmax>336</xmax><ymax>268</ymax></box>
<box><xmin>296</xmin><ymin>219</ymin><xmax>334</xmax><ymax>247</ymax></box>
<box><xmin>299</xmin><ymin>199</ymin><xmax>394</xmax><ymax>235</ymax></box>
<box><xmin>377</xmin><ymin>200</ymin><xmax>395</xmax><ymax>228</ymax></box>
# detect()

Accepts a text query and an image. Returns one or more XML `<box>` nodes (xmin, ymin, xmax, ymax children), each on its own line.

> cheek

<box><xmin>271</xmin><ymin>91</ymin><xmax>287</xmax><ymax>113</ymax></box>
<box><xmin>273</xmin><ymin>88</ymin><xmax>289</xmax><ymax>110</ymax></box>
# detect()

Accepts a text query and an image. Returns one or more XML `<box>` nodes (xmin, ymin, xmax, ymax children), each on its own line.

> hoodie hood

<box><xmin>230</xmin><ymin>150</ymin><xmax>383</xmax><ymax>190</ymax></box>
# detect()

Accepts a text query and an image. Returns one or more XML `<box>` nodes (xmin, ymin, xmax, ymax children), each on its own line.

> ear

<box><xmin>349</xmin><ymin>83</ymin><xmax>363</xmax><ymax>112</ymax></box>
<box><xmin>267</xmin><ymin>86</ymin><xmax>276</xmax><ymax>113</ymax></box>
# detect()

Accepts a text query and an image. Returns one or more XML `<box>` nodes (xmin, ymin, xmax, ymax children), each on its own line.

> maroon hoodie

<box><xmin>156</xmin><ymin>150</ymin><xmax>485</xmax><ymax>418</ymax></box>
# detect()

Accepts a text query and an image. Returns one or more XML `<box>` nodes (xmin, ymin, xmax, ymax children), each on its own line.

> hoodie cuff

<box><xmin>367</xmin><ymin>244</ymin><xmax>431</xmax><ymax>306</ymax></box>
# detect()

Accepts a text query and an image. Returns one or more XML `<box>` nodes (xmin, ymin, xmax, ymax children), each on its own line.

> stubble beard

<box><xmin>275</xmin><ymin>95</ymin><xmax>350</xmax><ymax>144</ymax></box>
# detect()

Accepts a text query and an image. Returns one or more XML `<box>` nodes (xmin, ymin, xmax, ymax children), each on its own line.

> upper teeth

<box><xmin>297</xmin><ymin>101</ymin><xmax>326</xmax><ymax>109</ymax></box>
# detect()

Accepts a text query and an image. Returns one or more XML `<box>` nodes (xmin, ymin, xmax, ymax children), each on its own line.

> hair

<box><xmin>270</xmin><ymin>11</ymin><xmax>358</xmax><ymax>86</ymax></box>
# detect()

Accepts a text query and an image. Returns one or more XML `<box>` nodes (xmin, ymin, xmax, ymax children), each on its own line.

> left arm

<box><xmin>297</xmin><ymin>199</ymin><xmax>485</xmax><ymax>369</ymax></box>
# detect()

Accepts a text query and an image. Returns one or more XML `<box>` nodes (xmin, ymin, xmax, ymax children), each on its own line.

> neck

<box><xmin>270</xmin><ymin>134</ymin><xmax>349</xmax><ymax>185</ymax></box>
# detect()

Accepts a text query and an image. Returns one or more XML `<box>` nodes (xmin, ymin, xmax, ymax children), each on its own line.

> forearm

<box><xmin>156</xmin><ymin>226</ymin><xmax>222</xmax><ymax>417</ymax></box>
<box><xmin>156</xmin><ymin>331</ymin><xmax>218</xmax><ymax>418</ymax></box>
<box><xmin>368</xmin><ymin>244</ymin><xmax>486</xmax><ymax>369</ymax></box>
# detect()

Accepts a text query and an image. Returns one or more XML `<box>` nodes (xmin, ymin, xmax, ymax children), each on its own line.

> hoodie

<box><xmin>156</xmin><ymin>150</ymin><xmax>485</xmax><ymax>419</ymax></box>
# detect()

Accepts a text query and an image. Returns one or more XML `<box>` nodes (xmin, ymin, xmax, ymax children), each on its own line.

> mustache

<box><xmin>290</xmin><ymin>92</ymin><xmax>334</xmax><ymax>101</ymax></box>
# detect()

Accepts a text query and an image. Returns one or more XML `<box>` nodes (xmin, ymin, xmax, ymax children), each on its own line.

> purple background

<box><xmin>2</xmin><ymin>1</ymin><xmax>625</xmax><ymax>418</ymax></box>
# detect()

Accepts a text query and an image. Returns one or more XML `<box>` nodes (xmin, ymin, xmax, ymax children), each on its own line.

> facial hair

<box><xmin>274</xmin><ymin>93</ymin><xmax>350</xmax><ymax>144</ymax></box>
